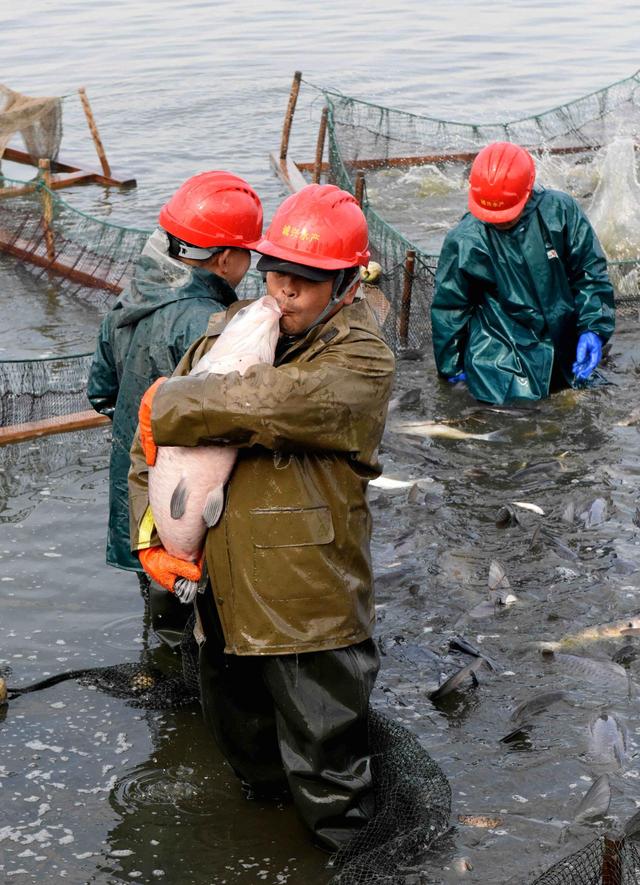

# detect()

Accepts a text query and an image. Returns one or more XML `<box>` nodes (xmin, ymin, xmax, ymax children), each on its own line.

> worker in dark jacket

<box><xmin>431</xmin><ymin>142</ymin><xmax>616</xmax><ymax>404</ymax></box>
<box><xmin>87</xmin><ymin>171</ymin><xmax>263</xmax><ymax>645</ymax></box>
<box><xmin>128</xmin><ymin>185</ymin><xmax>395</xmax><ymax>851</ymax></box>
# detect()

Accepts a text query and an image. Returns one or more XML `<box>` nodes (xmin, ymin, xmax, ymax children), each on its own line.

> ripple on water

<box><xmin>112</xmin><ymin>763</ymin><xmax>233</xmax><ymax>820</ymax></box>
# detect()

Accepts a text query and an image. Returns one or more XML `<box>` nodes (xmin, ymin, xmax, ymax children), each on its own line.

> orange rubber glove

<box><xmin>138</xmin><ymin>377</ymin><xmax>168</xmax><ymax>466</ymax></box>
<box><xmin>138</xmin><ymin>545</ymin><xmax>203</xmax><ymax>598</ymax></box>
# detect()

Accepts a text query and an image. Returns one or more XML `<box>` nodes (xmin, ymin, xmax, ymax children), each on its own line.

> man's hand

<box><xmin>138</xmin><ymin>377</ymin><xmax>167</xmax><ymax>466</ymax></box>
<box><xmin>138</xmin><ymin>545</ymin><xmax>203</xmax><ymax>601</ymax></box>
<box><xmin>447</xmin><ymin>371</ymin><xmax>467</xmax><ymax>384</ymax></box>
<box><xmin>572</xmin><ymin>332</ymin><xmax>602</xmax><ymax>380</ymax></box>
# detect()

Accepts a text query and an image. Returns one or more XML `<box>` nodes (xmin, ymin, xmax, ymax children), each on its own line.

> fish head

<box><xmin>620</xmin><ymin>614</ymin><xmax>640</xmax><ymax>635</ymax></box>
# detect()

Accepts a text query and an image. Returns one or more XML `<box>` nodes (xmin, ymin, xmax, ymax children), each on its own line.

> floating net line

<box><xmin>308</xmin><ymin>70</ymin><xmax>640</xmax><ymax>351</ymax></box>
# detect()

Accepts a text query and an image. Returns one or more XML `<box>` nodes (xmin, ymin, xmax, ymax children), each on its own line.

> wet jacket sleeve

<box><xmin>150</xmin><ymin>336</ymin><xmax>395</xmax><ymax>460</ymax></box>
<box><xmin>431</xmin><ymin>233</ymin><xmax>474</xmax><ymax>377</ymax></box>
<box><xmin>563</xmin><ymin>199</ymin><xmax>616</xmax><ymax>342</ymax></box>
<box><xmin>87</xmin><ymin>315</ymin><xmax>118</xmax><ymax>417</ymax></box>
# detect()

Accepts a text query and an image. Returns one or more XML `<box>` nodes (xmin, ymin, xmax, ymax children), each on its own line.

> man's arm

<box><xmin>431</xmin><ymin>233</ymin><xmax>474</xmax><ymax>378</ymax></box>
<box><xmin>87</xmin><ymin>316</ymin><xmax>119</xmax><ymax>417</ymax></box>
<box><xmin>149</xmin><ymin>336</ymin><xmax>395</xmax><ymax>462</ymax></box>
<box><xmin>564</xmin><ymin>198</ymin><xmax>616</xmax><ymax>343</ymax></box>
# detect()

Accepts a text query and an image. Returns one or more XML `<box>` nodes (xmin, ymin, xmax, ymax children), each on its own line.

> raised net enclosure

<box><xmin>281</xmin><ymin>70</ymin><xmax>640</xmax><ymax>352</ymax></box>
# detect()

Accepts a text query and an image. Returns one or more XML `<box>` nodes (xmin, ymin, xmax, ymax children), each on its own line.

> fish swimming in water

<box><xmin>429</xmin><ymin>657</ymin><xmax>488</xmax><ymax>701</ymax></box>
<box><xmin>457</xmin><ymin>814</ymin><xmax>503</xmax><ymax>828</ymax></box>
<box><xmin>573</xmin><ymin>774</ymin><xmax>611</xmax><ymax>824</ymax></box>
<box><xmin>369</xmin><ymin>475</ymin><xmax>433</xmax><ymax>492</ymax></box>
<box><xmin>391</xmin><ymin>421</ymin><xmax>503</xmax><ymax>442</ymax></box>
<box><xmin>541</xmin><ymin>649</ymin><xmax>630</xmax><ymax>690</ymax></box>
<box><xmin>148</xmin><ymin>296</ymin><xmax>282</xmax><ymax>563</ymax></box>
<box><xmin>500</xmin><ymin>690</ymin><xmax>570</xmax><ymax>743</ymax></box>
<box><xmin>387</xmin><ymin>387</ymin><xmax>422</xmax><ymax>413</ymax></box>
<box><xmin>488</xmin><ymin>560</ymin><xmax>517</xmax><ymax>606</ymax></box>
<box><xmin>538</xmin><ymin>614</ymin><xmax>640</xmax><ymax>651</ymax></box>
<box><xmin>586</xmin><ymin>710</ymin><xmax>628</xmax><ymax>770</ymax></box>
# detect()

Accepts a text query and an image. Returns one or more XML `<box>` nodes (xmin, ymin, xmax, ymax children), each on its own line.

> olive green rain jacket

<box><xmin>431</xmin><ymin>187</ymin><xmax>616</xmax><ymax>404</ymax></box>
<box><xmin>87</xmin><ymin>232</ymin><xmax>237</xmax><ymax>571</ymax></box>
<box><xmin>129</xmin><ymin>297</ymin><xmax>395</xmax><ymax>655</ymax></box>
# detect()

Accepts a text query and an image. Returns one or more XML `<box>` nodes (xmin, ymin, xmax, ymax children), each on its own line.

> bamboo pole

<box><xmin>279</xmin><ymin>71</ymin><xmax>302</xmax><ymax>162</ymax></box>
<box><xmin>313</xmin><ymin>106</ymin><xmax>328</xmax><ymax>183</ymax></box>
<box><xmin>78</xmin><ymin>87</ymin><xmax>112</xmax><ymax>177</ymax></box>
<box><xmin>38</xmin><ymin>158</ymin><xmax>55</xmax><ymax>263</ymax></box>
<box><xmin>602</xmin><ymin>833</ymin><xmax>624</xmax><ymax>885</ymax></box>
<box><xmin>355</xmin><ymin>171</ymin><xmax>366</xmax><ymax>208</ymax></box>
<box><xmin>399</xmin><ymin>249</ymin><xmax>416</xmax><ymax>347</ymax></box>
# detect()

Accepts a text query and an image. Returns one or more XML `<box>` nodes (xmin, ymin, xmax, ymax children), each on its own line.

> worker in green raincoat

<box><xmin>431</xmin><ymin>142</ymin><xmax>615</xmax><ymax>405</ymax></box>
<box><xmin>87</xmin><ymin>171</ymin><xmax>263</xmax><ymax>645</ymax></box>
<box><xmin>128</xmin><ymin>185</ymin><xmax>395</xmax><ymax>852</ymax></box>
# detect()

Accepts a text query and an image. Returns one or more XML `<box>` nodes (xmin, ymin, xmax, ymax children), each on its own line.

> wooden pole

<box><xmin>0</xmin><ymin>410</ymin><xmax>110</xmax><ymax>446</ymax></box>
<box><xmin>355</xmin><ymin>171</ymin><xmax>366</xmax><ymax>207</ymax></box>
<box><xmin>313</xmin><ymin>106</ymin><xmax>328</xmax><ymax>184</ymax></box>
<box><xmin>38</xmin><ymin>158</ymin><xmax>55</xmax><ymax>263</ymax></box>
<box><xmin>78</xmin><ymin>87</ymin><xmax>112</xmax><ymax>177</ymax></box>
<box><xmin>602</xmin><ymin>833</ymin><xmax>624</xmax><ymax>885</ymax></box>
<box><xmin>279</xmin><ymin>71</ymin><xmax>302</xmax><ymax>162</ymax></box>
<box><xmin>399</xmin><ymin>249</ymin><xmax>416</xmax><ymax>347</ymax></box>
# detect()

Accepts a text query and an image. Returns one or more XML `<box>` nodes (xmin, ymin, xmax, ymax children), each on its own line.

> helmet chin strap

<box><xmin>303</xmin><ymin>268</ymin><xmax>358</xmax><ymax>334</ymax></box>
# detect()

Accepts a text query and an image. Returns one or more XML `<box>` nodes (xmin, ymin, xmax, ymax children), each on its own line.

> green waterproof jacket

<box><xmin>128</xmin><ymin>296</ymin><xmax>395</xmax><ymax>655</ymax></box>
<box><xmin>87</xmin><ymin>234</ymin><xmax>237</xmax><ymax>571</ymax></box>
<box><xmin>431</xmin><ymin>187</ymin><xmax>616</xmax><ymax>404</ymax></box>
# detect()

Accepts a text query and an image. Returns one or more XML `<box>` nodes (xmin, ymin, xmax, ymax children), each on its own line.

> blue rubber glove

<box><xmin>447</xmin><ymin>372</ymin><xmax>466</xmax><ymax>384</ymax></box>
<box><xmin>572</xmin><ymin>332</ymin><xmax>602</xmax><ymax>380</ymax></box>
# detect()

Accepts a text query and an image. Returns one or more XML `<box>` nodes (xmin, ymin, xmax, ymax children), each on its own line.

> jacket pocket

<box><xmin>250</xmin><ymin>506</ymin><xmax>334</xmax><ymax>548</ymax></box>
<box><xmin>250</xmin><ymin>506</ymin><xmax>339</xmax><ymax>602</ymax></box>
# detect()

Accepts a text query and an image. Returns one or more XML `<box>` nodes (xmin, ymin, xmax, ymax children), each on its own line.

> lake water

<box><xmin>1</xmin><ymin>3</ymin><xmax>640</xmax><ymax>883</ymax></box>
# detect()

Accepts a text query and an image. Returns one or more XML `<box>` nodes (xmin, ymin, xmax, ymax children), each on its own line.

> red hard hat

<box><xmin>468</xmin><ymin>142</ymin><xmax>536</xmax><ymax>224</ymax></box>
<box><xmin>159</xmin><ymin>171</ymin><xmax>263</xmax><ymax>249</ymax></box>
<box><xmin>255</xmin><ymin>183</ymin><xmax>370</xmax><ymax>270</ymax></box>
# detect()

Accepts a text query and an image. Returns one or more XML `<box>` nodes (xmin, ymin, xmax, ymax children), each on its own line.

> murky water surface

<box><xmin>1</xmin><ymin>3</ymin><xmax>640</xmax><ymax>882</ymax></box>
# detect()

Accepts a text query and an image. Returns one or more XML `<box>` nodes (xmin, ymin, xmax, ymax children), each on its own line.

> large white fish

<box><xmin>148</xmin><ymin>296</ymin><xmax>282</xmax><ymax>563</ymax></box>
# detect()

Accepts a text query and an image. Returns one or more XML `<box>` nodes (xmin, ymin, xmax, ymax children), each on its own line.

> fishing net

<box><xmin>296</xmin><ymin>70</ymin><xmax>640</xmax><ymax>351</ymax></box>
<box><xmin>531</xmin><ymin>834</ymin><xmax>640</xmax><ymax>884</ymax></box>
<box><xmin>328</xmin><ymin>709</ymin><xmax>452</xmax><ymax>885</ymax></box>
<box><xmin>5</xmin><ymin>614</ymin><xmax>200</xmax><ymax>710</ymax></box>
<box><xmin>0</xmin><ymin>84</ymin><xmax>62</xmax><ymax>161</ymax></box>
<box><xmin>0</xmin><ymin>176</ymin><xmax>150</xmax><ymax>307</ymax></box>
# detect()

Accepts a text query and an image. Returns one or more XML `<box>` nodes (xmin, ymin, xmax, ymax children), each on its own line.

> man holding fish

<box><xmin>431</xmin><ymin>141</ymin><xmax>616</xmax><ymax>405</ymax></box>
<box><xmin>88</xmin><ymin>171</ymin><xmax>263</xmax><ymax>646</ymax></box>
<box><xmin>128</xmin><ymin>184</ymin><xmax>396</xmax><ymax>852</ymax></box>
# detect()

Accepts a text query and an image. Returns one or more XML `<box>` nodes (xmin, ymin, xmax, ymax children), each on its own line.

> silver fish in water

<box><xmin>391</xmin><ymin>420</ymin><xmax>503</xmax><ymax>442</ymax></box>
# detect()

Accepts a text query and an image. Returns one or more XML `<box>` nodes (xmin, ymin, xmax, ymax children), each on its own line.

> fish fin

<box><xmin>170</xmin><ymin>478</ymin><xmax>189</xmax><ymax>520</ymax></box>
<box><xmin>202</xmin><ymin>486</ymin><xmax>225</xmax><ymax>527</ymax></box>
<box><xmin>500</xmin><ymin>723</ymin><xmax>531</xmax><ymax>744</ymax></box>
